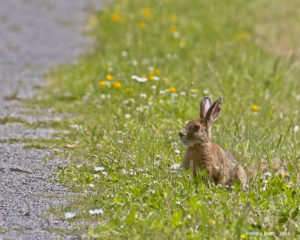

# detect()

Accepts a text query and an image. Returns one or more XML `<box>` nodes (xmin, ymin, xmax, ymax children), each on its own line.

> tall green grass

<box><xmin>34</xmin><ymin>0</ymin><xmax>299</xmax><ymax>238</ymax></box>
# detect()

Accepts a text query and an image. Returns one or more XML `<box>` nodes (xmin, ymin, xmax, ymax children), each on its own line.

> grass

<box><xmin>27</xmin><ymin>0</ymin><xmax>300</xmax><ymax>238</ymax></box>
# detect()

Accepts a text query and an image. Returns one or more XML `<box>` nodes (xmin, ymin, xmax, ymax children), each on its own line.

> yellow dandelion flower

<box><xmin>282</xmin><ymin>173</ymin><xmax>287</xmax><ymax>179</ymax></box>
<box><xmin>139</xmin><ymin>22</ymin><xmax>146</xmax><ymax>29</ymax></box>
<box><xmin>169</xmin><ymin>87</ymin><xmax>176</xmax><ymax>93</ymax></box>
<box><xmin>149</xmin><ymin>71</ymin><xmax>156</xmax><ymax>80</ymax></box>
<box><xmin>193</xmin><ymin>89</ymin><xmax>198</xmax><ymax>94</ymax></box>
<box><xmin>286</xmin><ymin>184</ymin><xmax>291</xmax><ymax>188</ymax></box>
<box><xmin>170</xmin><ymin>15</ymin><xmax>177</xmax><ymax>22</ymax></box>
<box><xmin>142</xmin><ymin>8</ymin><xmax>152</xmax><ymax>19</ymax></box>
<box><xmin>170</xmin><ymin>25</ymin><xmax>177</xmax><ymax>32</ymax></box>
<box><xmin>88</xmin><ymin>15</ymin><xmax>98</xmax><ymax>29</ymax></box>
<box><xmin>111</xmin><ymin>13</ymin><xmax>121</xmax><ymax>22</ymax></box>
<box><xmin>241</xmin><ymin>234</ymin><xmax>247</xmax><ymax>239</ymax></box>
<box><xmin>242</xmin><ymin>31</ymin><xmax>249</xmax><ymax>38</ymax></box>
<box><xmin>147</xmin><ymin>97</ymin><xmax>152</xmax><ymax>102</ymax></box>
<box><xmin>112</xmin><ymin>82</ymin><xmax>122</xmax><ymax>88</ymax></box>
<box><xmin>98</xmin><ymin>81</ymin><xmax>106</xmax><ymax>86</ymax></box>
<box><xmin>154</xmin><ymin>69</ymin><xmax>160</xmax><ymax>74</ymax></box>
<box><xmin>251</xmin><ymin>105</ymin><xmax>259</xmax><ymax>112</ymax></box>
<box><xmin>125</xmin><ymin>87</ymin><xmax>135</xmax><ymax>92</ymax></box>
<box><xmin>106</xmin><ymin>74</ymin><xmax>114</xmax><ymax>80</ymax></box>
<box><xmin>235</xmin><ymin>31</ymin><xmax>249</xmax><ymax>42</ymax></box>
<box><xmin>235</xmin><ymin>34</ymin><xmax>243</xmax><ymax>42</ymax></box>
<box><xmin>179</xmin><ymin>41</ymin><xmax>186</xmax><ymax>48</ymax></box>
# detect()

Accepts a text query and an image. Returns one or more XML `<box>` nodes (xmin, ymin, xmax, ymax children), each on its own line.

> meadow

<box><xmin>29</xmin><ymin>0</ymin><xmax>300</xmax><ymax>238</ymax></box>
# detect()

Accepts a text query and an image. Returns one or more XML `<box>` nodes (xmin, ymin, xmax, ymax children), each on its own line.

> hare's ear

<box><xmin>206</xmin><ymin>96</ymin><xmax>222</xmax><ymax>126</ymax></box>
<box><xmin>200</xmin><ymin>97</ymin><xmax>212</xmax><ymax>118</ymax></box>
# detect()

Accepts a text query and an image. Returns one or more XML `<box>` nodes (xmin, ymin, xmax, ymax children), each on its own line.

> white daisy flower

<box><xmin>170</xmin><ymin>163</ymin><xmax>180</xmax><ymax>170</ymax></box>
<box><xmin>65</xmin><ymin>212</ymin><xmax>76</xmax><ymax>219</ymax></box>
<box><xmin>132</xmin><ymin>75</ymin><xmax>148</xmax><ymax>82</ymax></box>
<box><xmin>95</xmin><ymin>166</ymin><xmax>105</xmax><ymax>171</ymax></box>
<box><xmin>89</xmin><ymin>209</ymin><xmax>104</xmax><ymax>215</ymax></box>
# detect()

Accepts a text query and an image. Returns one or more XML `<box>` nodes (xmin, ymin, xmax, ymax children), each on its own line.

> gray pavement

<box><xmin>0</xmin><ymin>0</ymin><xmax>104</xmax><ymax>239</ymax></box>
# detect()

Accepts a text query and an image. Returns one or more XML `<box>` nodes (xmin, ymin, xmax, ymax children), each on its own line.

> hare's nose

<box><xmin>179</xmin><ymin>131</ymin><xmax>184</xmax><ymax>138</ymax></box>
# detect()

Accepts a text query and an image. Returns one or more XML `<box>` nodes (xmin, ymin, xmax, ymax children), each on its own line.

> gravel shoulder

<box><xmin>0</xmin><ymin>0</ymin><xmax>104</xmax><ymax>239</ymax></box>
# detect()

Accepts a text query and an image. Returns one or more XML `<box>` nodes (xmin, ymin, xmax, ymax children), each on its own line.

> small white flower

<box><xmin>89</xmin><ymin>209</ymin><xmax>104</xmax><ymax>215</ymax></box>
<box><xmin>159</xmin><ymin>90</ymin><xmax>166</xmax><ymax>95</ymax></box>
<box><xmin>117</xmin><ymin>130</ymin><xmax>122</xmax><ymax>134</ymax></box>
<box><xmin>294</xmin><ymin>125</ymin><xmax>299</xmax><ymax>133</ymax></box>
<box><xmin>121</xmin><ymin>51</ymin><xmax>128</xmax><ymax>57</ymax></box>
<box><xmin>140</xmin><ymin>93</ymin><xmax>147</xmax><ymax>99</ymax></box>
<box><xmin>120</xmin><ymin>225</ymin><xmax>124</xmax><ymax>229</ymax></box>
<box><xmin>149</xmin><ymin>189</ymin><xmax>155</xmax><ymax>194</ymax></box>
<box><xmin>262</xmin><ymin>184</ymin><xmax>267</xmax><ymax>191</ymax></box>
<box><xmin>155</xmin><ymin>155</ymin><xmax>161</xmax><ymax>160</ymax></box>
<box><xmin>175</xmin><ymin>201</ymin><xmax>181</xmax><ymax>205</ymax></box>
<box><xmin>95</xmin><ymin>166</ymin><xmax>105</xmax><ymax>171</ymax></box>
<box><xmin>172</xmin><ymin>142</ymin><xmax>178</xmax><ymax>148</ymax></box>
<box><xmin>65</xmin><ymin>212</ymin><xmax>76</xmax><ymax>219</ymax></box>
<box><xmin>118</xmin><ymin>140</ymin><xmax>124</xmax><ymax>144</ymax></box>
<box><xmin>89</xmin><ymin>183</ymin><xmax>95</xmax><ymax>187</ymax></box>
<box><xmin>151</xmin><ymin>85</ymin><xmax>157</xmax><ymax>91</ymax></box>
<box><xmin>171</xmin><ymin>93</ymin><xmax>178</xmax><ymax>98</ymax></box>
<box><xmin>170</xmin><ymin>163</ymin><xmax>180</xmax><ymax>170</ymax></box>
<box><xmin>121</xmin><ymin>169</ymin><xmax>127</xmax><ymax>174</ymax></box>
<box><xmin>280</xmin><ymin>112</ymin><xmax>283</xmax><ymax>119</ymax></box>
<box><xmin>70</xmin><ymin>125</ymin><xmax>82</xmax><ymax>130</ymax></box>
<box><xmin>203</xmin><ymin>89</ymin><xmax>209</xmax><ymax>94</ymax></box>
<box><xmin>125</xmin><ymin>114</ymin><xmax>131</xmax><ymax>119</ymax></box>
<box><xmin>264</xmin><ymin>171</ymin><xmax>271</xmax><ymax>177</ymax></box>
<box><xmin>132</xmin><ymin>75</ymin><xmax>148</xmax><ymax>82</ymax></box>
<box><xmin>153</xmin><ymin>76</ymin><xmax>159</xmax><ymax>81</ymax></box>
<box><xmin>102</xmin><ymin>171</ymin><xmax>108</xmax><ymax>176</ymax></box>
<box><xmin>148</xmin><ymin>66</ymin><xmax>154</xmax><ymax>71</ymax></box>
<box><xmin>180</xmin><ymin>91</ymin><xmax>186</xmax><ymax>96</ymax></box>
<box><xmin>174</xmin><ymin>150</ymin><xmax>180</xmax><ymax>156</ymax></box>
<box><xmin>187</xmin><ymin>214</ymin><xmax>191</xmax><ymax>219</ymax></box>
<box><xmin>136</xmin><ymin>107</ymin><xmax>142</xmax><ymax>111</ymax></box>
<box><xmin>93</xmin><ymin>174</ymin><xmax>100</xmax><ymax>178</ymax></box>
<box><xmin>142</xmin><ymin>58</ymin><xmax>149</xmax><ymax>65</ymax></box>
<box><xmin>132</xmin><ymin>60</ymin><xmax>138</xmax><ymax>66</ymax></box>
<box><xmin>173</xmin><ymin>31</ymin><xmax>180</xmax><ymax>38</ymax></box>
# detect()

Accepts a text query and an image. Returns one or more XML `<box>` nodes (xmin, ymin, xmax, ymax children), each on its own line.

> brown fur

<box><xmin>179</xmin><ymin>97</ymin><xmax>247</xmax><ymax>187</ymax></box>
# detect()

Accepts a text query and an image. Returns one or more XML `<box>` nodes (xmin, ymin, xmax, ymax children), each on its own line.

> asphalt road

<box><xmin>0</xmin><ymin>0</ymin><xmax>103</xmax><ymax>239</ymax></box>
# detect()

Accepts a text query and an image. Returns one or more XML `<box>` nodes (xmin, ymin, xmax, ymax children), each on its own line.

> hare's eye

<box><xmin>193</xmin><ymin>125</ymin><xmax>200</xmax><ymax>131</ymax></box>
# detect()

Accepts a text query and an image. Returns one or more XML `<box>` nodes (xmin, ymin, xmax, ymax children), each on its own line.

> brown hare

<box><xmin>179</xmin><ymin>96</ymin><xmax>247</xmax><ymax>187</ymax></box>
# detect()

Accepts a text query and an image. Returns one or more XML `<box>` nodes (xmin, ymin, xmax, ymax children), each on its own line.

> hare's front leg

<box><xmin>182</xmin><ymin>153</ymin><xmax>191</xmax><ymax>169</ymax></box>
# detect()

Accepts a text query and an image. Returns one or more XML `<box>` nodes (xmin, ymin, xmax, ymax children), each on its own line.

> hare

<box><xmin>179</xmin><ymin>96</ymin><xmax>247</xmax><ymax>187</ymax></box>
